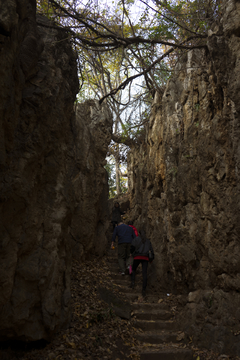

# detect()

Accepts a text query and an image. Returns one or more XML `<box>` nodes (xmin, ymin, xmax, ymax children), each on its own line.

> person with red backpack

<box><xmin>128</xmin><ymin>221</ymin><xmax>138</xmax><ymax>236</ymax></box>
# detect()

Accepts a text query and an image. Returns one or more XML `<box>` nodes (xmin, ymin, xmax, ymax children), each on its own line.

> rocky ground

<box><xmin>1</xmin><ymin>246</ymin><xmax>240</xmax><ymax>360</ymax></box>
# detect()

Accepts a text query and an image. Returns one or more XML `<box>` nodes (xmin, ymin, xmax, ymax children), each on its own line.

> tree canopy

<box><xmin>37</xmin><ymin>0</ymin><xmax>220</xmax><ymax>101</ymax></box>
<box><xmin>37</xmin><ymin>0</ymin><xmax>221</xmax><ymax>196</ymax></box>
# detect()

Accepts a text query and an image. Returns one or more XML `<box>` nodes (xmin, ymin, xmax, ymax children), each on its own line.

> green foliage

<box><xmin>120</xmin><ymin>176</ymin><xmax>128</xmax><ymax>194</ymax></box>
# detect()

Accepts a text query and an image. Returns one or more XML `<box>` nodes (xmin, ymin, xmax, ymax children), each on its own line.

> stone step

<box><xmin>110</xmin><ymin>274</ymin><xmax>131</xmax><ymax>289</ymax></box>
<box><xmin>109</xmin><ymin>274</ymin><xmax>132</xmax><ymax>281</ymax></box>
<box><xmin>139</xmin><ymin>348</ymin><xmax>193</xmax><ymax>360</ymax></box>
<box><xmin>134</xmin><ymin>319</ymin><xmax>176</xmax><ymax>331</ymax></box>
<box><xmin>108</xmin><ymin>263</ymin><xmax>121</xmax><ymax>272</ymax></box>
<box><xmin>133</xmin><ymin>309</ymin><xmax>173</xmax><ymax>321</ymax></box>
<box><xmin>135</xmin><ymin>331</ymin><xmax>185</xmax><ymax>344</ymax></box>
<box><xmin>120</xmin><ymin>291</ymin><xmax>160</xmax><ymax>304</ymax></box>
<box><xmin>106</xmin><ymin>257</ymin><xmax>118</xmax><ymax>263</ymax></box>
<box><xmin>110</xmin><ymin>283</ymin><xmax>162</xmax><ymax>302</ymax></box>
<box><xmin>116</xmin><ymin>286</ymin><xmax>156</xmax><ymax>298</ymax></box>
<box><xmin>113</xmin><ymin>278</ymin><xmax>133</xmax><ymax>286</ymax></box>
<box><xmin>108</xmin><ymin>278</ymin><xmax>165</xmax><ymax>304</ymax></box>
<box><xmin>106</xmin><ymin>251</ymin><xmax>117</xmax><ymax>257</ymax></box>
<box><xmin>108</xmin><ymin>262</ymin><xmax>142</xmax><ymax>273</ymax></box>
<box><xmin>109</xmin><ymin>270</ymin><xmax>141</xmax><ymax>278</ymax></box>
<box><xmin>116</xmin><ymin>283</ymin><xmax>167</xmax><ymax>300</ymax></box>
<box><xmin>131</xmin><ymin>302</ymin><xmax>170</xmax><ymax>311</ymax></box>
<box><xmin>112</xmin><ymin>284</ymin><xmax>135</xmax><ymax>293</ymax></box>
<box><xmin>121</xmin><ymin>292</ymin><xmax>139</xmax><ymax>302</ymax></box>
<box><xmin>113</xmin><ymin>280</ymin><xmax>147</xmax><ymax>290</ymax></box>
<box><xmin>108</xmin><ymin>261</ymin><xmax>119</xmax><ymax>267</ymax></box>
<box><xmin>119</xmin><ymin>292</ymin><xmax>160</xmax><ymax>304</ymax></box>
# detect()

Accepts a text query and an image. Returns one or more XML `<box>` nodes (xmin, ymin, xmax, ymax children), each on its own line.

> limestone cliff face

<box><xmin>70</xmin><ymin>101</ymin><xmax>112</xmax><ymax>258</ymax></box>
<box><xmin>0</xmin><ymin>1</ymin><xmax>112</xmax><ymax>342</ymax></box>
<box><xmin>127</xmin><ymin>0</ymin><xmax>240</xmax><ymax>353</ymax></box>
<box><xmin>128</xmin><ymin>0</ymin><xmax>240</xmax><ymax>293</ymax></box>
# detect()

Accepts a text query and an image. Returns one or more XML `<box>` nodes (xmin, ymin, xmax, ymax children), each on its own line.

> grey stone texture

<box><xmin>0</xmin><ymin>0</ymin><xmax>112</xmax><ymax>342</ymax></box>
<box><xmin>127</xmin><ymin>0</ymin><xmax>240</xmax><ymax>354</ymax></box>
<box><xmin>128</xmin><ymin>0</ymin><xmax>240</xmax><ymax>294</ymax></box>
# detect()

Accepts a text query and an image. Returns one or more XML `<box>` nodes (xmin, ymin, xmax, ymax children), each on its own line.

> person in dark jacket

<box><xmin>130</xmin><ymin>229</ymin><xmax>154</xmax><ymax>298</ymax></box>
<box><xmin>111</xmin><ymin>222</ymin><xmax>136</xmax><ymax>275</ymax></box>
<box><xmin>111</xmin><ymin>202</ymin><xmax>124</xmax><ymax>231</ymax></box>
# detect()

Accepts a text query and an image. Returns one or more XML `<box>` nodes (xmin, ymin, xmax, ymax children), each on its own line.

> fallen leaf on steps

<box><xmin>176</xmin><ymin>332</ymin><xmax>185</xmax><ymax>341</ymax></box>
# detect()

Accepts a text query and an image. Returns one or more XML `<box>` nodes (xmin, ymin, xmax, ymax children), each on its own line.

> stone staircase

<box><xmin>106</xmin><ymin>248</ymin><xmax>193</xmax><ymax>360</ymax></box>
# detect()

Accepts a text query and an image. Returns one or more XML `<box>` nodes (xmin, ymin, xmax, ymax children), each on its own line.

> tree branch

<box><xmin>99</xmin><ymin>35</ymin><xmax>206</xmax><ymax>104</ymax></box>
<box><xmin>44</xmin><ymin>0</ymin><xmax>207</xmax><ymax>51</ymax></box>
<box><xmin>111</xmin><ymin>133</ymin><xmax>135</xmax><ymax>147</ymax></box>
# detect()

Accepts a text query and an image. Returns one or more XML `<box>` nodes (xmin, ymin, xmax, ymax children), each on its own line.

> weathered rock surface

<box><xmin>0</xmin><ymin>0</ymin><xmax>112</xmax><ymax>342</ymax></box>
<box><xmin>127</xmin><ymin>0</ymin><xmax>240</xmax><ymax>354</ymax></box>
<box><xmin>70</xmin><ymin>101</ymin><xmax>112</xmax><ymax>258</ymax></box>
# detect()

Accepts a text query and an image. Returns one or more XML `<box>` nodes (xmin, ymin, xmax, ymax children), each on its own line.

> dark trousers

<box><xmin>111</xmin><ymin>221</ymin><xmax>118</xmax><ymax>231</ymax></box>
<box><xmin>131</xmin><ymin>259</ymin><xmax>148</xmax><ymax>290</ymax></box>
<box><xmin>118</xmin><ymin>243</ymin><xmax>131</xmax><ymax>272</ymax></box>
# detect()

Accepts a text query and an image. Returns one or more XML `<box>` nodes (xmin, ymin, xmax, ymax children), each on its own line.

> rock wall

<box><xmin>70</xmin><ymin>101</ymin><xmax>112</xmax><ymax>258</ymax></box>
<box><xmin>128</xmin><ymin>0</ymin><xmax>240</xmax><ymax>354</ymax></box>
<box><xmin>0</xmin><ymin>0</ymin><xmax>112</xmax><ymax>342</ymax></box>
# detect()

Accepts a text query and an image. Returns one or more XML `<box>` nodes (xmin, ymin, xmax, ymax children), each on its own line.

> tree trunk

<box><xmin>115</xmin><ymin>146</ymin><xmax>121</xmax><ymax>195</ymax></box>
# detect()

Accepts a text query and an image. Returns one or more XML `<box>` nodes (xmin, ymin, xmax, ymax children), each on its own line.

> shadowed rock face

<box><xmin>70</xmin><ymin>101</ymin><xmax>112</xmax><ymax>258</ymax></box>
<box><xmin>0</xmin><ymin>1</ymin><xmax>112</xmax><ymax>341</ymax></box>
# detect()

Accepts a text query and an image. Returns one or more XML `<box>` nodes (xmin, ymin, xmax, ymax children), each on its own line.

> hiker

<box><xmin>130</xmin><ymin>229</ymin><xmax>154</xmax><ymax>298</ymax></box>
<box><xmin>111</xmin><ymin>202</ymin><xmax>124</xmax><ymax>231</ymax></box>
<box><xmin>111</xmin><ymin>222</ymin><xmax>136</xmax><ymax>275</ymax></box>
<box><xmin>128</xmin><ymin>221</ymin><xmax>138</xmax><ymax>236</ymax></box>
